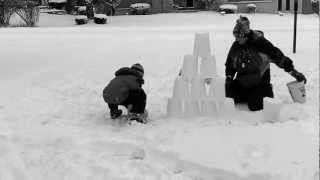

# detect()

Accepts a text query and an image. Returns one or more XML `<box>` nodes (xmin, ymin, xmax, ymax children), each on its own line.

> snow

<box><xmin>75</xmin><ymin>15</ymin><xmax>88</xmax><ymax>20</ymax></box>
<box><xmin>0</xmin><ymin>12</ymin><xmax>318</xmax><ymax>179</ymax></box>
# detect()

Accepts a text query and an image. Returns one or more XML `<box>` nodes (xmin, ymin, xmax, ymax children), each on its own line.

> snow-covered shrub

<box><xmin>77</xmin><ymin>6</ymin><xmax>87</xmax><ymax>15</ymax></box>
<box><xmin>129</xmin><ymin>3</ymin><xmax>150</xmax><ymax>15</ymax></box>
<box><xmin>218</xmin><ymin>4</ymin><xmax>237</xmax><ymax>14</ymax></box>
<box><xmin>247</xmin><ymin>4</ymin><xmax>256</xmax><ymax>13</ymax></box>
<box><xmin>75</xmin><ymin>15</ymin><xmax>88</xmax><ymax>25</ymax></box>
<box><xmin>94</xmin><ymin>14</ymin><xmax>107</xmax><ymax>24</ymax></box>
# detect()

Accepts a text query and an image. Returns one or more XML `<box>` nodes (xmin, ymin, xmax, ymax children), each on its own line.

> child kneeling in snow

<box><xmin>103</xmin><ymin>63</ymin><xmax>148</xmax><ymax>123</ymax></box>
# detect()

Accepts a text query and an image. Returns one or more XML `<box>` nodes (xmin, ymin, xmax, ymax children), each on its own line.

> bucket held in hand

<box><xmin>286</xmin><ymin>81</ymin><xmax>306</xmax><ymax>103</ymax></box>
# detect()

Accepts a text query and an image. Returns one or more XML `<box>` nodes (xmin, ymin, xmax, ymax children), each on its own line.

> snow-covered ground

<box><xmin>0</xmin><ymin>12</ymin><xmax>319</xmax><ymax>180</ymax></box>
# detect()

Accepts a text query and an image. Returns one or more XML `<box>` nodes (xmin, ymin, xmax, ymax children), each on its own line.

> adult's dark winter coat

<box><xmin>225</xmin><ymin>30</ymin><xmax>295</xmax><ymax>110</ymax></box>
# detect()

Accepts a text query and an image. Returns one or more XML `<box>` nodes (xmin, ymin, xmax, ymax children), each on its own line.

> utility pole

<box><xmin>293</xmin><ymin>0</ymin><xmax>298</xmax><ymax>53</ymax></box>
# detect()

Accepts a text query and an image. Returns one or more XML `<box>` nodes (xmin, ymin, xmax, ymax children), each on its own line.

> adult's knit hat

<box><xmin>233</xmin><ymin>16</ymin><xmax>250</xmax><ymax>38</ymax></box>
<box><xmin>131</xmin><ymin>63</ymin><xmax>144</xmax><ymax>74</ymax></box>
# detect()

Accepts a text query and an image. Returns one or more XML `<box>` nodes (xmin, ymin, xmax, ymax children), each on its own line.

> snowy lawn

<box><xmin>0</xmin><ymin>12</ymin><xmax>319</xmax><ymax>179</ymax></box>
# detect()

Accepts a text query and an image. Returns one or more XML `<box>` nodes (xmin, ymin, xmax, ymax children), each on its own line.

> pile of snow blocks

<box><xmin>167</xmin><ymin>33</ymin><xmax>235</xmax><ymax>118</ymax></box>
<box><xmin>75</xmin><ymin>15</ymin><xmax>88</xmax><ymax>25</ymax></box>
<box><xmin>94</xmin><ymin>14</ymin><xmax>107</xmax><ymax>24</ymax></box>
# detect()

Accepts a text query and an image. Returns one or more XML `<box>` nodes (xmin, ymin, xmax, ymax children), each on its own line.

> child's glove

<box><xmin>289</xmin><ymin>69</ymin><xmax>307</xmax><ymax>84</ymax></box>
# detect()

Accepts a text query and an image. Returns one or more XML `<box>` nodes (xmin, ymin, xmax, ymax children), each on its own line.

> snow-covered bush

<box><xmin>247</xmin><ymin>4</ymin><xmax>256</xmax><ymax>13</ymax></box>
<box><xmin>77</xmin><ymin>6</ymin><xmax>87</xmax><ymax>15</ymax></box>
<box><xmin>218</xmin><ymin>4</ymin><xmax>238</xmax><ymax>14</ymax></box>
<box><xmin>129</xmin><ymin>3</ymin><xmax>150</xmax><ymax>15</ymax></box>
<box><xmin>75</xmin><ymin>15</ymin><xmax>88</xmax><ymax>25</ymax></box>
<box><xmin>94</xmin><ymin>14</ymin><xmax>107</xmax><ymax>24</ymax></box>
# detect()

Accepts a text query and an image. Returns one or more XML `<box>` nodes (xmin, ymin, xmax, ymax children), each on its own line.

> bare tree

<box><xmin>0</xmin><ymin>0</ymin><xmax>40</xmax><ymax>27</ymax></box>
<box><xmin>0</xmin><ymin>0</ymin><xmax>17</xmax><ymax>27</ymax></box>
<box><xmin>15</xmin><ymin>1</ymin><xmax>40</xmax><ymax>27</ymax></box>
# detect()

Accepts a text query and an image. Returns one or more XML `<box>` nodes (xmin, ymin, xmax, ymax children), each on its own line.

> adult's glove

<box><xmin>289</xmin><ymin>69</ymin><xmax>307</xmax><ymax>84</ymax></box>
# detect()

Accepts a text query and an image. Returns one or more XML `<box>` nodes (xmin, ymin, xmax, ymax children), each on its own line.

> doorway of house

<box><xmin>278</xmin><ymin>0</ymin><xmax>282</xmax><ymax>11</ymax></box>
<box><xmin>186</xmin><ymin>0</ymin><xmax>193</xmax><ymax>7</ymax></box>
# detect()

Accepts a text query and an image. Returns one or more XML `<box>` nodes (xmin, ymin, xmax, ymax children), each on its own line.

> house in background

<box><xmin>40</xmin><ymin>0</ymin><xmax>314</xmax><ymax>14</ymax></box>
<box><xmin>117</xmin><ymin>0</ymin><xmax>314</xmax><ymax>14</ymax></box>
<box><xmin>225</xmin><ymin>0</ymin><xmax>313</xmax><ymax>14</ymax></box>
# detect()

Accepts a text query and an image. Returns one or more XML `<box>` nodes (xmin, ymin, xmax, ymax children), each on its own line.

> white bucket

<box><xmin>166</xmin><ymin>98</ymin><xmax>183</xmax><ymax>117</ymax></box>
<box><xmin>263</xmin><ymin>98</ymin><xmax>282</xmax><ymax>122</ymax></box>
<box><xmin>181</xmin><ymin>54</ymin><xmax>198</xmax><ymax>79</ymax></box>
<box><xmin>200</xmin><ymin>55</ymin><xmax>217</xmax><ymax>79</ymax></box>
<box><xmin>172</xmin><ymin>77</ymin><xmax>189</xmax><ymax>99</ymax></box>
<box><xmin>193</xmin><ymin>32</ymin><xmax>211</xmax><ymax>59</ymax></box>
<box><xmin>286</xmin><ymin>81</ymin><xmax>306</xmax><ymax>103</ymax></box>
<box><xmin>219</xmin><ymin>98</ymin><xmax>235</xmax><ymax>117</ymax></box>
<box><xmin>209</xmin><ymin>77</ymin><xmax>225</xmax><ymax>100</ymax></box>
<box><xmin>200</xmin><ymin>99</ymin><xmax>218</xmax><ymax>116</ymax></box>
<box><xmin>184</xmin><ymin>100</ymin><xmax>201</xmax><ymax>117</ymax></box>
<box><xmin>190</xmin><ymin>78</ymin><xmax>207</xmax><ymax>99</ymax></box>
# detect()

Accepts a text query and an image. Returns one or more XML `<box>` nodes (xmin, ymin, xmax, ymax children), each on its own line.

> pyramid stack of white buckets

<box><xmin>166</xmin><ymin>32</ymin><xmax>283</xmax><ymax>121</ymax></box>
<box><xmin>166</xmin><ymin>32</ymin><xmax>235</xmax><ymax>118</ymax></box>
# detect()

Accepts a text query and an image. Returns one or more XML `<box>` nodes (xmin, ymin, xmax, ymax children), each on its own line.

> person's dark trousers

<box><xmin>108</xmin><ymin>103</ymin><xmax>119</xmax><ymax>112</ymax></box>
<box><xmin>231</xmin><ymin>81</ymin><xmax>264</xmax><ymax>111</ymax></box>
<box><xmin>122</xmin><ymin>89</ymin><xmax>146</xmax><ymax>113</ymax></box>
<box><xmin>108</xmin><ymin>89</ymin><xmax>146</xmax><ymax>114</ymax></box>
